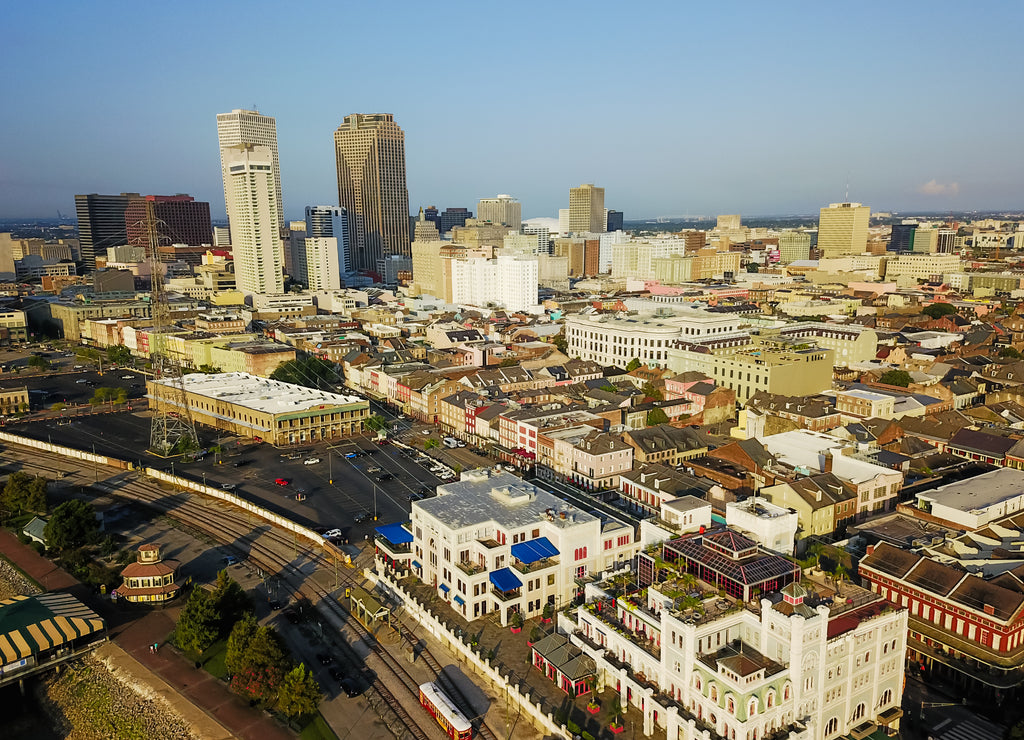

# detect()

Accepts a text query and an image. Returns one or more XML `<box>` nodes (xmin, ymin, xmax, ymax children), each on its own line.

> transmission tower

<box><xmin>139</xmin><ymin>200</ymin><xmax>199</xmax><ymax>456</ymax></box>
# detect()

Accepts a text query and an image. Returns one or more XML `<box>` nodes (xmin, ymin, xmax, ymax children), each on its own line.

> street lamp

<box><xmin>328</xmin><ymin>452</ymin><xmax>333</xmax><ymax>485</ymax></box>
<box><xmin>373</xmin><ymin>483</ymin><xmax>378</xmax><ymax>521</ymax></box>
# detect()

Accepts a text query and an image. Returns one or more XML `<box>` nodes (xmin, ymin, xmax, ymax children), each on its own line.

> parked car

<box><xmin>221</xmin><ymin>483</ymin><xmax>237</xmax><ymax>491</ymax></box>
<box><xmin>121</xmin><ymin>374</ymin><xmax>134</xmax><ymax>379</ymax></box>
<box><xmin>232</xmin><ymin>459</ymin><xmax>252</xmax><ymax>468</ymax></box>
<box><xmin>344</xmin><ymin>452</ymin><xmax>358</xmax><ymax>459</ymax></box>
<box><xmin>354</xmin><ymin>512</ymin><xmax>371</xmax><ymax>523</ymax></box>
<box><xmin>303</xmin><ymin>457</ymin><xmax>321</xmax><ymax>465</ymax></box>
<box><xmin>317</xmin><ymin>653</ymin><xmax>333</xmax><ymax>665</ymax></box>
<box><xmin>340</xmin><ymin>676</ymin><xmax>363</xmax><ymax>697</ymax></box>
<box><xmin>324</xmin><ymin>528</ymin><xmax>343</xmax><ymax>539</ymax></box>
<box><xmin>375</xmin><ymin>473</ymin><xmax>394</xmax><ymax>482</ymax></box>
<box><xmin>75</xmin><ymin>378</ymin><xmax>88</xmax><ymax>384</ymax></box>
<box><xmin>274</xmin><ymin>478</ymin><xmax>289</xmax><ymax>486</ymax></box>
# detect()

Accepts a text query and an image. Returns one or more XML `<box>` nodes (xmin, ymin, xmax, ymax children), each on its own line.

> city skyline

<box><xmin>2</xmin><ymin>2</ymin><xmax>1023</xmax><ymax>220</ymax></box>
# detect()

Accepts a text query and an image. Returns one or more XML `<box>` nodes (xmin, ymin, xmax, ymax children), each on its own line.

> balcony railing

<box><xmin>374</xmin><ymin>536</ymin><xmax>411</xmax><ymax>554</ymax></box>
<box><xmin>456</xmin><ymin>560</ymin><xmax>485</xmax><ymax>576</ymax></box>
<box><xmin>491</xmin><ymin>587</ymin><xmax>522</xmax><ymax>602</ymax></box>
<box><xmin>512</xmin><ymin>556</ymin><xmax>559</xmax><ymax>574</ymax></box>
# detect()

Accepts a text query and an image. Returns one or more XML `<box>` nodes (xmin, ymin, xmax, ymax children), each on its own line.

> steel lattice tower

<box><xmin>139</xmin><ymin>200</ymin><xmax>199</xmax><ymax>456</ymax></box>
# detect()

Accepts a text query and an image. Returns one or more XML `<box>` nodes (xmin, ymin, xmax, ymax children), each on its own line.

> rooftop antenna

<box><xmin>845</xmin><ymin>173</ymin><xmax>850</xmax><ymax>203</ymax></box>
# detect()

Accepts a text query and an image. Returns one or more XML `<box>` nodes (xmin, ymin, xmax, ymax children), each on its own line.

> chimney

<box><xmin>823</xmin><ymin>450</ymin><xmax>834</xmax><ymax>473</ymax></box>
<box><xmin>866</xmin><ymin>544</ymin><xmax>875</xmax><ymax>556</ymax></box>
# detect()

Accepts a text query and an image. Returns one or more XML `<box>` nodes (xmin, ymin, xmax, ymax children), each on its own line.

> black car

<box><xmin>376</xmin><ymin>473</ymin><xmax>394</xmax><ymax>482</ymax></box>
<box><xmin>283</xmin><ymin>609</ymin><xmax>300</xmax><ymax>624</ymax></box>
<box><xmin>268</xmin><ymin>599</ymin><xmax>285</xmax><ymax>610</ymax></box>
<box><xmin>340</xmin><ymin>676</ymin><xmax>363</xmax><ymax>697</ymax></box>
<box><xmin>366</xmin><ymin>448</ymin><xmax>379</xmax><ymax>455</ymax></box>
<box><xmin>317</xmin><ymin>653</ymin><xmax>333</xmax><ymax>665</ymax></box>
<box><xmin>232</xmin><ymin>459</ymin><xmax>252</xmax><ymax>468</ymax></box>
<box><xmin>354</xmin><ymin>512</ymin><xmax>370</xmax><ymax>523</ymax></box>
<box><xmin>328</xmin><ymin>666</ymin><xmax>344</xmax><ymax>681</ymax></box>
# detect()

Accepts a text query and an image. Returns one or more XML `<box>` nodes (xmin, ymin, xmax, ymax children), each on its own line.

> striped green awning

<box><xmin>0</xmin><ymin>593</ymin><xmax>105</xmax><ymax>663</ymax></box>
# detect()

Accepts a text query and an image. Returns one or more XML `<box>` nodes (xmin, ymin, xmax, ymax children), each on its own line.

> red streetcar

<box><xmin>418</xmin><ymin>682</ymin><xmax>472</xmax><ymax>740</ymax></box>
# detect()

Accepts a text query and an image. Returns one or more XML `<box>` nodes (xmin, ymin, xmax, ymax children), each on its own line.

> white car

<box><xmin>323</xmin><ymin>528</ymin><xmax>343</xmax><ymax>539</ymax></box>
<box><xmin>121</xmin><ymin>374</ymin><xmax>134</xmax><ymax>379</ymax></box>
<box><xmin>75</xmin><ymin>378</ymin><xmax>88</xmax><ymax>384</ymax></box>
<box><xmin>303</xmin><ymin>458</ymin><xmax>321</xmax><ymax>465</ymax></box>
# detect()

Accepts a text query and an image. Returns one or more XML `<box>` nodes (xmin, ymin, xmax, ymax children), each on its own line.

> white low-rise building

<box><xmin>725</xmin><ymin>496</ymin><xmax>798</xmax><ymax>555</ymax></box>
<box><xmin>389</xmin><ymin>468</ymin><xmax>639</xmax><ymax>625</ymax></box>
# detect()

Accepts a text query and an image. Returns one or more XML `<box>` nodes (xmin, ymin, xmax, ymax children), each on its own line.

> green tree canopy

<box><xmin>364</xmin><ymin>414</ymin><xmax>387</xmax><ymax>433</ymax></box>
<box><xmin>646</xmin><ymin>407</ymin><xmax>670</xmax><ymax>426</ymax></box>
<box><xmin>176</xmin><ymin>587</ymin><xmax>220</xmax><ymax>655</ymax></box>
<box><xmin>226</xmin><ymin>617</ymin><xmax>288</xmax><ymax>702</ymax></box>
<box><xmin>641</xmin><ymin>382</ymin><xmax>663</xmax><ymax>401</ymax></box>
<box><xmin>1</xmin><ymin>472</ymin><xmax>48</xmax><ymax>520</ymax></box>
<box><xmin>277</xmin><ymin>663</ymin><xmax>321</xmax><ymax>719</ymax></box>
<box><xmin>26</xmin><ymin>355</ymin><xmax>50</xmax><ymax>371</ymax></box>
<box><xmin>44</xmin><ymin>499</ymin><xmax>99</xmax><ymax>551</ymax></box>
<box><xmin>269</xmin><ymin>356</ymin><xmax>340</xmax><ymax>390</ymax></box>
<box><xmin>999</xmin><ymin>347</ymin><xmax>1022</xmax><ymax>359</ymax></box>
<box><xmin>211</xmin><ymin>569</ymin><xmax>252</xmax><ymax>633</ymax></box>
<box><xmin>106</xmin><ymin>345</ymin><xmax>132</xmax><ymax>365</ymax></box>
<box><xmin>499</xmin><ymin>357</ymin><xmax>519</xmax><ymax>367</ymax></box>
<box><xmin>424</xmin><ymin>437</ymin><xmax>440</xmax><ymax>450</ymax></box>
<box><xmin>225</xmin><ymin>613</ymin><xmax>259</xmax><ymax>677</ymax></box>
<box><xmin>922</xmin><ymin>303</ymin><xmax>957</xmax><ymax>319</ymax></box>
<box><xmin>878</xmin><ymin>369</ymin><xmax>912</xmax><ymax>387</ymax></box>
<box><xmin>90</xmin><ymin>387</ymin><xmax>128</xmax><ymax>407</ymax></box>
<box><xmin>197</xmin><ymin>364</ymin><xmax>222</xmax><ymax>374</ymax></box>
<box><xmin>625</xmin><ymin>358</ymin><xmax>642</xmax><ymax>372</ymax></box>
<box><xmin>550</xmin><ymin>334</ymin><xmax>567</xmax><ymax>353</ymax></box>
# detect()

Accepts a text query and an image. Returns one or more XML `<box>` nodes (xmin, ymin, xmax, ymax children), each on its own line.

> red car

<box><xmin>275</xmin><ymin>478</ymin><xmax>289</xmax><ymax>486</ymax></box>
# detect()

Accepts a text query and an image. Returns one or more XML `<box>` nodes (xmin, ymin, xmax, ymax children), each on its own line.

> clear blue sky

<box><xmin>2</xmin><ymin>1</ymin><xmax>1022</xmax><ymax>221</ymax></box>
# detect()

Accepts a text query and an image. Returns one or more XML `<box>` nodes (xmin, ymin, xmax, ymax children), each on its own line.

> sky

<box><xmin>2</xmin><ymin>1</ymin><xmax>1023</xmax><ymax>221</ymax></box>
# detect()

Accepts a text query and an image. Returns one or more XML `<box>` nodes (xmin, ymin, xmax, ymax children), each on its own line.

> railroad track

<box><xmin>4</xmin><ymin>444</ymin><xmax>503</xmax><ymax>740</ymax></box>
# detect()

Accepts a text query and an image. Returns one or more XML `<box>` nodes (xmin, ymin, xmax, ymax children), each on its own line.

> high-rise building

<box><xmin>74</xmin><ymin>192</ymin><xmax>142</xmax><ymax>272</ymax></box>
<box><xmin>450</xmin><ymin>255</ymin><xmax>538</xmax><ymax>312</ymax></box>
<box><xmin>912</xmin><ymin>226</ymin><xmax>939</xmax><ymax>254</ymax></box>
<box><xmin>333</xmin><ymin>113</ymin><xmax>410</xmax><ymax>272</ymax></box>
<box><xmin>303</xmin><ymin>237</ymin><xmax>342</xmax><ymax>291</ymax></box>
<box><xmin>413</xmin><ymin>208</ymin><xmax>440</xmax><ymax>241</ymax></box>
<box><xmin>213</xmin><ymin>227</ymin><xmax>231</xmax><ymax>247</ymax></box>
<box><xmin>305</xmin><ymin>205</ymin><xmax>352</xmax><ymax>273</ymax></box>
<box><xmin>605</xmin><ymin>209</ymin><xmax>623</xmax><ymax>232</ymax></box>
<box><xmin>569</xmin><ymin>183</ymin><xmax>605</xmax><ymax>233</ymax></box>
<box><xmin>888</xmin><ymin>221</ymin><xmax>917</xmax><ymax>252</ymax></box>
<box><xmin>817</xmin><ymin>202</ymin><xmax>870</xmax><ymax>258</ymax></box>
<box><xmin>778</xmin><ymin>231</ymin><xmax>812</xmax><ymax>262</ymax></box>
<box><xmin>216</xmin><ymin>109</ymin><xmax>283</xmax><ymax>227</ymax></box>
<box><xmin>221</xmin><ymin>144</ymin><xmax>283</xmax><ymax>295</ymax></box>
<box><xmin>522</xmin><ymin>224</ymin><xmax>552</xmax><ymax>255</ymax></box>
<box><xmin>476</xmin><ymin>194</ymin><xmax>522</xmax><ymax>230</ymax></box>
<box><xmin>124</xmin><ymin>195</ymin><xmax>213</xmax><ymax>250</ymax></box>
<box><xmin>936</xmin><ymin>228</ymin><xmax>958</xmax><ymax>254</ymax></box>
<box><xmin>439</xmin><ymin>207</ymin><xmax>471</xmax><ymax>234</ymax></box>
<box><xmin>423</xmin><ymin>206</ymin><xmax>440</xmax><ymax>233</ymax></box>
<box><xmin>717</xmin><ymin>214</ymin><xmax>742</xmax><ymax>230</ymax></box>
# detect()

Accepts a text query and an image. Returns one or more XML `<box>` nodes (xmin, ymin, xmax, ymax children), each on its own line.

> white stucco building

<box><xmin>725</xmin><ymin>497</ymin><xmax>798</xmax><ymax>555</ymax></box>
<box><xmin>450</xmin><ymin>254</ymin><xmax>538</xmax><ymax>312</ymax></box>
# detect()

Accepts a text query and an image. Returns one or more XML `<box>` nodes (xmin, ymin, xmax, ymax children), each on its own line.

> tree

<box><xmin>225</xmin><ymin>613</ymin><xmax>260</xmax><ymax>676</ymax></box>
<box><xmin>1</xmin><ymin>472</ymin><xmax>48</xmax><ymax>520</ymax></box>
<box><xmin>499</xmin><ymin>357</ymin><xmax>519</xmax><ymax>367</ymax></box>
<box><xmin>50</xmin><ymin>401</ymin><xmax>66</xmax><ymax>411</ymax></box>
<box><xmin>922</xmin><ymin>303</ymin><xmax>957</xmax><ymax>319</ymax></box>
<box><xmin>551</xmin><ymin>334</ymin><xmax>568</xmax><ymax>353</ymax></box>
<box><xmin>277</xmin><ymin>664</ymin><xmax>321</xmax><ymax>718</ymax></box>
<box><xmin>198</xmin><ymin>364</ymin><xmax>222</xmax><ymax>374</ymax></box>
<box><xmin>424</xmin><ymin>437</ymin><xmax>440</xmax><ymax>450</ymax></box>
<box><xmin>746</xmin><ymin>264</ymin><xmax>759</xmax><ymax>273</ymax></box>
<box><xmin>226</xmin><ymin>618</ymin><xmax>288</xmax><ymax>702</ymax></box>
<box><xmin>211</xmin><ymin>569</ymin><xmax>251</xmax><ymax>632</ymax></box>
<box><xmin>878</xmin><ymin>369</ymin><xmax>912</xmax><ymax>387</ymax></box>
<box><xmin>90</xmin><ymin>387</ymin><xmax>126</xmax><ymax>410</ymax></box>
<box><xmin>999</xmin><ymin>347</ymin><xmax>1022</xmax><ymax>359</ymax></box>
<box><xmin>106</xmin><ymin>344</ymin><xmax>132</xmax><ymax>365</ymax></box>
<box><xmin>44</xmin><ymin>499</ymin><xmax>99</xmax><ymax>551</ymax></box>
<box><xmin>598</xmin><ymin>384</ymin><xmax>618</xmax><ymax>393</ymax></box>
<box><xmin>269</xmin><ymin>356</ymin><xmax>340</xmax><ymax>390</ymax></box>
<box><xmin>176</xmin><ymin>587</ymin><xmax>220</xmax><ymax>655</ymax></box>
<box><xmin>646</xmin><ymin>407</ymin><xmax>670</xmax><ymax>426</ymax></box>
<box><xmin>26</xmin><ymin>355</ymin><xmax>50</xmax><ymax>371</ymax></box>
<box><xmin>364</xmin><ymin>414</ymin><xmax>387</xmax><ymax>433</ymax></box>
<box><xmin>625</xmin><ymin>358</ymin><xmax>642</xmax><ymax>372</ymax></box>
<box><xmin>641</xmin><ymin>382</ymin><xmax>663</xmax><ymax>401</ymax></box>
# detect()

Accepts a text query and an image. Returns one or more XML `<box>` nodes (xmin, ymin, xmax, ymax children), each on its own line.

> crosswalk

<box><xmin>930</xmin><ymin>713</ymin><xmax>1003</xmax><ymax>740</ymax></box>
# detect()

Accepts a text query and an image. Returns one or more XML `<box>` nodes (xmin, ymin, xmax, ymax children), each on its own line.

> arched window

<box><xmin>826</xmin><ymin>718</ymin><xmax>838</xmax><ymax>736</ymax></box>
<box><xmin>783</xmin><ymin>683</ymin><xmax>791</xmax><ymax>701</ymax></box>
<box><xmin>766</xmin><ymin>690</ymin><xmax>775</xmax><ymax>708</ymax></box>
<box><xmin>852</xmin><ymin>703</ymin><xmax>866</xmax><ymax>722</ymax></box>
<box><xmin>695</xmin><ymin>676</ymin><xmax>702</xmax><ymax>692</ymax></box>
<box><xmin>749</xmin><ymin>700</ymin><xmax>758</xmax><ymax>717</ymax></box>
<box><xmin>727</xmin><ymin>696</ymin><xmax>735</xmax><ymax>714</ymax></box>
<box><xmin>878</xmin><ymin>689</ymin><xmax>893</xmax><ymax>707</ymax></box>
<box><xmin>710</xmin><ymin>685</ymin><xmax>719</xmax><ymax>703</ymax></box>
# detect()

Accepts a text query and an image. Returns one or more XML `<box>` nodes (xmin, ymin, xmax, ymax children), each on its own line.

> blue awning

<box><xmin>439</xmin><ymin>583</ymin><xmax>450</xmax><ymax>593</ymax></box>
<box><xmin>412</xmin><ymin>560</ymin><xmax>421</xmax><ymax>569</ymax></box>
<box><xmin>489</xmin><ymin>567</ymin><xmax>523</xmax><ymax>592</ymax></box>
<box><xmin>510</xmin><ymin>536</ymin><xmax>559</xmax><ymax>564</ymax></box>
<box><xmin>453</xmin><ymin>595</ymin><xmax>465</xmax><ymax>606</ymax></box>
<box><xmin>375</xmin><ymin>522</ymin><xmax>413</xmax><ymax>544</ymax></box>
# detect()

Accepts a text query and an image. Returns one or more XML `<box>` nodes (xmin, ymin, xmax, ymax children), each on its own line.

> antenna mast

<box><xmin>143</xmin><ymin>200</ymin><xmax>199</xmax><ymax>456</ymax></box>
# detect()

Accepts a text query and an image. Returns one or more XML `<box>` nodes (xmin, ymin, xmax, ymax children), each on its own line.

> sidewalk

<box><xmin>0</xmin><ymin>529</ymin><xmax>295</xmax><ymax>740</ymax></box>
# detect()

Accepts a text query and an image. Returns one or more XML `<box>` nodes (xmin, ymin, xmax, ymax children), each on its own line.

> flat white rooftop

<box><xmin>416</xmin><ymin>468</ymin><xmax>598</xmax><ymax>531</ymax></box>
<box><xmin>151</xmin><ymin>372</ymin><xmax>365</xmax><ymax>415</ymax></box>
<box><xmin>917</xmin><ymin>467</ymin><xmax>1024</xmax><ymax>513</ymax></box>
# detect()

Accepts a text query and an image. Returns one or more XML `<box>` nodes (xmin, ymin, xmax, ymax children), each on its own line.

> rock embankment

<box><xmin>0</xmin><ymin>554</ymin><xmax>42</xmax><ymax>600</ymax></box>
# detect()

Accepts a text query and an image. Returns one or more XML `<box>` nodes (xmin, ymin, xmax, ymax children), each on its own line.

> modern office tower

<box><xmin>912</xmin><ymin>226</ymin><xmax>939</xmax><ymax>254</ymax></box>
<box><xmin>213</xmin><ymin>226</ymin><xmax>231</xmax><ymax>246</ymax></box>
<box><xmin>778</xmin><ymin>231</ymin><xmax>812</xmax><ymax>262</ymax></box>
<box><xmin>285</xmin><ymin>220</ymin><xmax>306</xmax><ymax>280</ymax></box>
<box><xmin>305</xmin><ymin>205</ymin><xmax>351</xmax><ymax>273</ymax></box>
<box><xmin>333</xmin><ymin>113</ymin><xmax>410</xmax><ymax>271</ymax></box>
<box><xmin>439</xmin><ymin>207</ymin><xmax>471</xmax><ymax>234</ymax></box>
<box><xmin>217</xmin><ymin>109</ymin><xmax>283</xmax><ymax>227</ymax></box>
<box><xmin>888</xmin><ymin>221</ymin><xmax>917</xmax><ymax>252</ymax></box>
<box><xmin>124</xmin><ymin>195</ymin><xmax>213</xmax><ymax>249</ymax></box>
<box><xmin>598</xmin><ymin>230</ymin><xmax>628</xmax><ymax>273</ymax></box>
<box><xmin>558</xmin><ymin>209</ymin><xmax>569</xmax><ymax>236</ymax></box>
<box><xmin>817</xmin><ymin>202</ymin><xmax>870</xmax><ymax>258</ymax></box>
<box><xmin>476</xmin><ymin>194</ymin><xmax>522</xmax><ymax>230</ymax></box>
<box><xmin>569</xmin><ymin>183</ymin><xmax>605</xmax><ymax>233</ymax></box>
<box><xmin>606</xmin><ymin>209</ymin><xmax>623</xmax><ymax>232</ymax></box>
<box><xmin>423</xmin><ymin>206</ymin><xmax>440</xmax><ymax>233</ymax></box>
<box><xmin>681</xmin><ymin>230</ymin><xmax>706</xmax><ymax>253</ymax></box>
<box><xmin>413</xmin><ymin>208</ymin><xmax>440</xmax><ymax>241</ymax></box>
<box><xmin>936</xmin><ymin>228</ymin><xmax>958</xmax><ymax>254</ymax></box>
<box><xmin>303</xmin><ymin>237</ymin><xmax>342</xmax><ymax>291</ymax></box>
<box><xmin>717</xmin><ymin>214</ymin><xmax>742</xmax><ymax>230</ymax></box>
<box><xmin>221</xmin><ymin>144</ymin><xmax>283</xmax><ymax>295</ymax></box>
<box><xmin>74</xmin><ymin>192</ymin><xmax>142</xmax><ymax>272</ymax></box>
<box><xmin>522</xmin><ymin>224</ymin><xmax>552</xmax><ymax>254</ymax></box>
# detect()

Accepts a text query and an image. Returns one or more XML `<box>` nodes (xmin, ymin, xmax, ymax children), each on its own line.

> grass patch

<box><xmin>202</xmin><ymin>639</ymin><xmax>229</xmax><ymax>679</ymax></box>
<box><xmin>299</xmin><ymin>712</ymin><xmax>339</xmax><ymax>740</ymax></box>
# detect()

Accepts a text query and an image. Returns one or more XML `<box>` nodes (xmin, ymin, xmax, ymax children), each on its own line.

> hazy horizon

<box><xmin>2</xmin><ymin>1</ymin><xmax>1022</xmax><ymax>222</ymax></box>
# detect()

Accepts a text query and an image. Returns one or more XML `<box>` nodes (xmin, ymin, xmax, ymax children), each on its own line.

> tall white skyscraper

<box><xmin>305</xmin><ymin>205</ymin><xmax>352</xmax><ymax>273</ymax></box>
<box><xmin>303</xmin><ymin>237</ymin><xmax>342</xmax><ymax>291</ymax></box>
<box><xmin>450</xmin><ymin>255</ymin><xmax>538</xmax><ymax>312</ymax></box>
<box><xmin>217</xmin><ymin>109</ymin><xmax>283</xmax><ymax>226</ymax></box>
<box><xmin>222</xmin><ymin>144</ymin><xmax>283</xmax><ymax>295</ymax></box>
<box><xmin>477</xmin><ymin>194</ymin><xmax>522</xmax><ymax>230</ymax></box>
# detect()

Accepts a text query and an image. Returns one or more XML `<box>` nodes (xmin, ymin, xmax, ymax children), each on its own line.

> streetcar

<box><xmin>418</xmin><ymin>681</ymin><xmax>472</xmax><ymax>740</ymax></box>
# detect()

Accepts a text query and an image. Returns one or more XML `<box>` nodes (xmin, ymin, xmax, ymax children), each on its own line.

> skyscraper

<box><xmin>779</xmin><ymin>231</ymin><xmax>812</xmax><ymax>263</ymax></box>
<box><xmin>817</xmin><ymin>202</ymin><xmax>870</xmax><ymax>258</ymax></box>
<box><xmin>305</xmin><ymin>205</ymin><xmax>352</xmax><ymax>273</ymax></box>
<box><xmin>606</xmin><ymin>210</ymin><xmax>624</xmax><ymax>232</ymax></box>
<box><xmin>889</xmin><ymin>221</ymin><xmax>917</xmax><ymax>252</ymax></box>
<box><xmin>222</xmin><ymin>144</ymin><xmax>283</xmax><ymax>295</ymax></box>
<box><xmin>124</xmin><ymin>195</ymin><xmax>213</xmax><ymax>249</ymax></box>
<box><xmin>333</xmin><ymin>113</ymin><xmax>410</xmax><ymax>272</ymax></box>
<box><xmin>74</xmin><ymin>192</ymin><xmax>142</xmax><ymax>272</ymax></box>
<box><xmin>439</xmin><ymin>207</ymin><xmax>471</xmax><ymax>234</ymax></box>
<box><xmin>477</xmin><ymin>194</ymin><xmax>522</xmax><ymax>230</ymax></box>
<box><xmin>569</xmin><ymin>183</ymin><xmax>605</xmax><ymax>234</ymax></box>
<box><xmin>217</xmin><ymin>109</ymin><xmax>283</xmax><ymax>227</ymax></box>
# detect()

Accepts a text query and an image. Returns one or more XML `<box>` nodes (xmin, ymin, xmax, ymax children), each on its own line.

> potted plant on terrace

<box><xmin>510</xmin><ymin>611</ymin><xmax>524</xmax><ymax>633</ymax></box>
<box><xmin>541</xmin><ymin>602</ymin><xmax>554</xmax><ymax>624</ymax></box>
<box><xmin>610</xmin><ymin>709</ymin><xmax>625</xmax><ymax>734</ymax></box>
